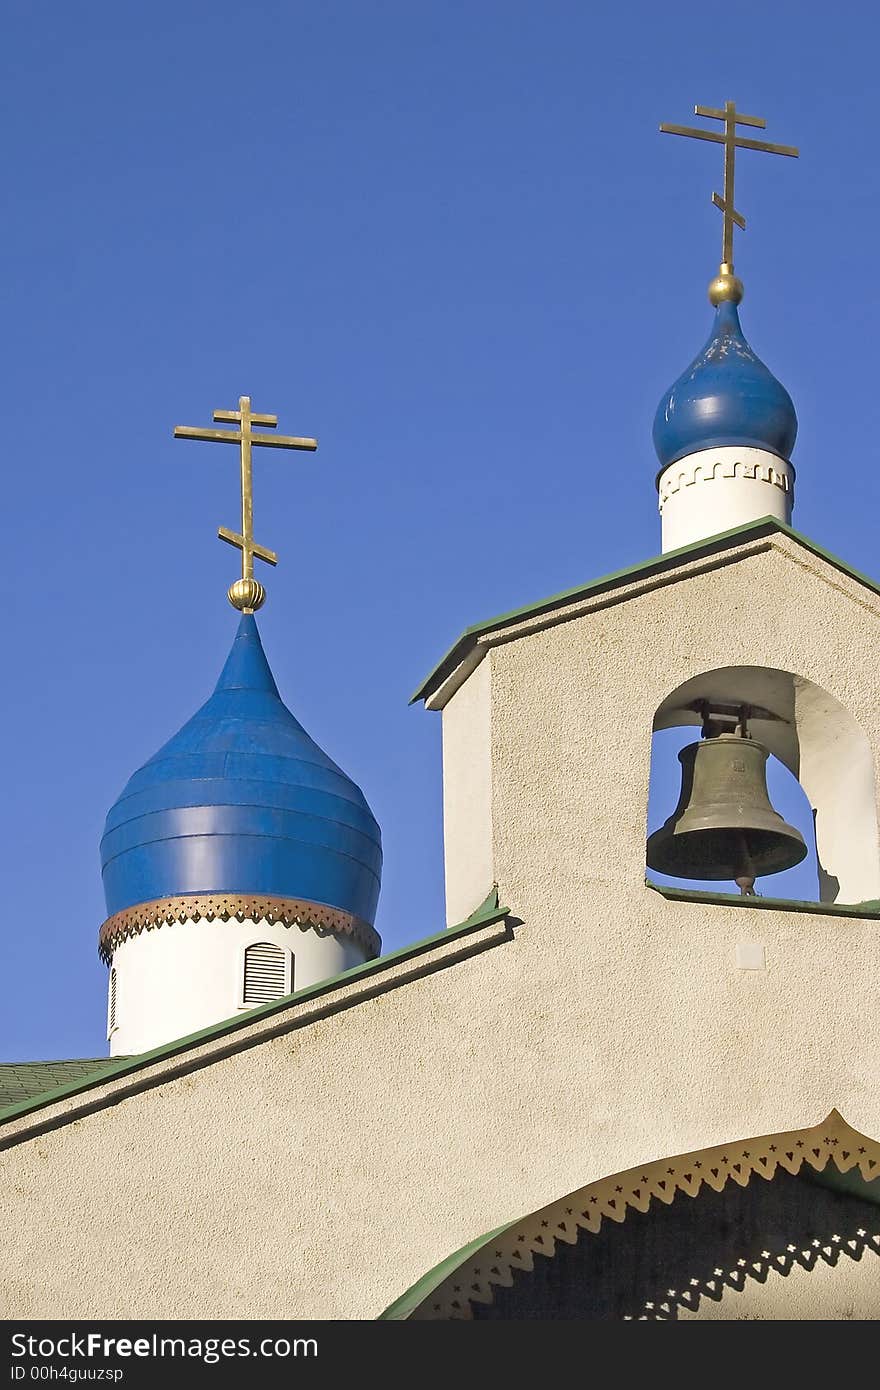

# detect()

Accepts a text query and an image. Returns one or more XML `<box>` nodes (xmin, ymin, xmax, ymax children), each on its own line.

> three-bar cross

<box><xmin>660</xmin><ymin>102</ymin><xmax>798</xmax><ymax>272</ymax></box>
<box><xmin>174</xmin><ymin>395</ymin><xmax>317</xmax><ymax>609</ymax></box>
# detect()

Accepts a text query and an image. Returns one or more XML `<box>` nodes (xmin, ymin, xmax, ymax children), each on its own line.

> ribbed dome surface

<box><xmin>101</xmin><ymin>616</ymin><xmax>382</xmax><ymax>926</ymax></box>
<box><xmin>653</xmin><ymin>300</ymin><xmax>797</xmax><ymax>470</ymax></box>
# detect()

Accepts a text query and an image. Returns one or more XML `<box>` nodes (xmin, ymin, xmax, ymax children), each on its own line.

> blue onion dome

<box><xmin>100</xmin><ymin>615</ymin><xmax>382</xmax><ymax>931</ymax></box>
<box><xmin>653</xmin><ymin>299</ymin><xmax>797</xmax><ymax>472</ymax></box>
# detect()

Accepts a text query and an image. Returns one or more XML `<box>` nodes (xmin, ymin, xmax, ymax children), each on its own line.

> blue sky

<box><xmin>2</xmin><ymin>1</ymin><xmax>878</xmax><ymax>1060</ymax></box>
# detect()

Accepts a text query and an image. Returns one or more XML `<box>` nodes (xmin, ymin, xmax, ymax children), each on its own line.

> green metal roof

<box><xmin>379</xmin><ymin>1220</ymin><xmax>514</xmax><ymax>1320</ymax></box>
<box><xmin>0</xmin><ymin>1058</ymin><xmax>130</xmax><ymax>1112</ymax></box>
<box><xmin>411</xmin><ymin>517</ymin><xmax>880</xmax><ymax>704</ymax></box>
<box><xmin>0</xmin><ymin>890</ymin><xmax>509</xmax><ymax>1131</ymax></box>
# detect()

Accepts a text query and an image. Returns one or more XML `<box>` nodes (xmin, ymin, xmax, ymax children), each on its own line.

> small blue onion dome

<box><xmin>100</xmin><ymin>615</ymin><xmax>382</xmax><ymax>928</ymax></box>
<box><xmin>653</xmin><ymin>300</ymin><xmax>797</xmax><ymax>471</ymax></box>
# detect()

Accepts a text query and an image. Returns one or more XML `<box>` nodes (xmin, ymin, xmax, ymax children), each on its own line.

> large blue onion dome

<box><xmin>653</xmin><ymin>299</ymin><xmax>797</xmax><ymax>472</ymax></box>
<box><xmin>100</xmin><ymin>615</ymin><xmax>382</xmax><ymax>933</ymax></box>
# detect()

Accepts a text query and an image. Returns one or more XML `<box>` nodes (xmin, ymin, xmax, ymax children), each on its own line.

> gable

<box><xmin>414</xmin><ymin>518</ymin><xmax>880</xmax><ymax>710</ymax></box>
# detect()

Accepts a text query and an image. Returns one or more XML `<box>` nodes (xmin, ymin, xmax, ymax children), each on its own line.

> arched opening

<box><xmin>381</xmin><ymin>1112</ymin><xmax>880</xmax><ymax>1321</ymax></box>
<box><xmin>472</xmin><ymin>1163</ymin><xmax>880</xmax><ymax>1320</ymax></box>
<box><xmin>645</xmin><ymin>666</ymin><xmax>880</xmax><ymax>905</ymax></box>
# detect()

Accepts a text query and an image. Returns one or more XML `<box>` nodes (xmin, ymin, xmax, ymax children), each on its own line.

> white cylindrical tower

<box><xmin>658</xmin><ymin>445</ymin><xmax>793</xmax><ymax>553</ymax></box>
<box><xmin>104</xmin><ymin>907</ymin><xmax>371</xmax><ymax>1057</ymax></box>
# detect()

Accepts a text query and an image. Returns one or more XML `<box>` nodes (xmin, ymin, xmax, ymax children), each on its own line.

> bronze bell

<box><xmin>647</xmin><ymin>732</ymin><xmax>807</xmax><ymax>892</ymax></box>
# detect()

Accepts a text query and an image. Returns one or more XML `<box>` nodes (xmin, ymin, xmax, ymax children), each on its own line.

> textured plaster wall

<box><xmin>793</xmin><ymin>677</ymin><xmax>880</xmax><ymax>901</ymax></box>
<box><xmin>442</xmin><ymin>656</ymin><xmax>493</xmax><ymax>924</ymax></box>
<box><xmin>2</xmin><ymin>535</ymin><xmax>880</xmax><ymax>1320</ymax></box>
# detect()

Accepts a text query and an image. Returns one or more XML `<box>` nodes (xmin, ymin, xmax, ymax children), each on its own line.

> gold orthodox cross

<box><xmin>660</xmin><ymin>102</ymin><xmax>798</xmax><ymax>300</ymax></box>
<box><xmin>174</xmin><ymin>395</ymin><xmax>317</xmax><ymax>613</ymax></box>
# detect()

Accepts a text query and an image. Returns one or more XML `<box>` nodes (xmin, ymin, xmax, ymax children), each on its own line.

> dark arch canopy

<box><xmin>381</xmin><ymin>1111</ymin><xmax>880</xmax><ymax>1320</ymax></box>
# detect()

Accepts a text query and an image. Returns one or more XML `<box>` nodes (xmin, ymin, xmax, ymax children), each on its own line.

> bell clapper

<box><xmin>733</xmin><ymin>831</ymin><xmax>758</xmax><ymax>896</ymax></box>
<box><xmin>733</xmin><ymin>711</ymin><xmax>760</xmax><ymax>893</ymax></box>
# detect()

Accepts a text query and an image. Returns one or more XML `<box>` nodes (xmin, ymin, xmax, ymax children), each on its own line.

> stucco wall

<box><xmin>2</xmin><ymin>533</ymin><xmax>880</xmax><ymax>1320</ymax></box>
<box><xmin>441</xmin><ymin>657</ymin><xmax>493</xmax><ymax>924</ymax></box>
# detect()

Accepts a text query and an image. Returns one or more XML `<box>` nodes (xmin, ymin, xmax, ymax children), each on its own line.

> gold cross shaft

<box><xmin>174</xmin><ymin>395</ymin><xmax>317</xmax><ymax>612</ymax></box>
<box><xmin>660</xmin><ymin>102</ymin><xmax>798</xmax><ymax>273</ymax></box>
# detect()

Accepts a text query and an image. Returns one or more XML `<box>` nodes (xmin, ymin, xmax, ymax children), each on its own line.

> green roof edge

<box><xmin>647</xmin><ymin>880</ymin><xmax>880</xmax><ymax>919</ymax></box>
<box><xmin>0</xmin><ymin>889</ymin><xmax>508</xmax><ymax>1129</ymax></box>
<box><xmin>378</xmin><ymin>1219</ymin><xmax>516</xmax><ymax>1320</ymax></box>
<box><xmin>411</xmin><ymin>517</ymin><xmax>880</xmax><ymax>704</ymax></box>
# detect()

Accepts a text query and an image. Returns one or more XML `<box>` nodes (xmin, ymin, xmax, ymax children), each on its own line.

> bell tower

<box><xmin>414</xmin><ymin>101</ymin><xmax>880</xmax><ymax>927</ymax></box>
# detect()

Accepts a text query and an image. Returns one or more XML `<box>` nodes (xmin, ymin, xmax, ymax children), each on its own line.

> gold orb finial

<box><xmin>660</xmin><ymin>102</ymin><xmax>797</xmax><ymax>311</ymax></box>
<box><xmin>708</xmin><ymin>262</ymin><xmax>744</xmax><ymax>305</ymax></box>
<box><xmin>228</xmin><ymin>577</ymin><xmax>266</xmax><ymax>613</ymax></box>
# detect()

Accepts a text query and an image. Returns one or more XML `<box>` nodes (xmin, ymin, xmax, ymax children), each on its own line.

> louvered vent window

<box><xmin>107</xmin><ymin>967</ymin><xmax>118</xmax><ymax>1036</ymax></box>
<box><xmin>243</xmin><ymin>943</ymin><xmax>287</xmax><ymax>1006</ymax></box>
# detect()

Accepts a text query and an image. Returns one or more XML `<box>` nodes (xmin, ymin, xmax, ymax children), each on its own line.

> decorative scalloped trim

<box><xmin>98</xmin><ymin>893</ymin><xmax>380</xmax><ymax>964</ymax></box>
<box><xmin>659</xmin><ymin>456</ymin><xmax>792</xmax><ymax>507</ymax></box>
<box><xmin>412</xmin><ymin>1109</ymin><xmax>880</xmax><ymax>1319</ymax></box>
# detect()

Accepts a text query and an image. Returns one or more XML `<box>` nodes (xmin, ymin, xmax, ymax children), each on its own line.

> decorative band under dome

<box><xmin>98</xmin><ymin>892</ymin><xmax>381</xmax><ymax>964</ymax></box>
